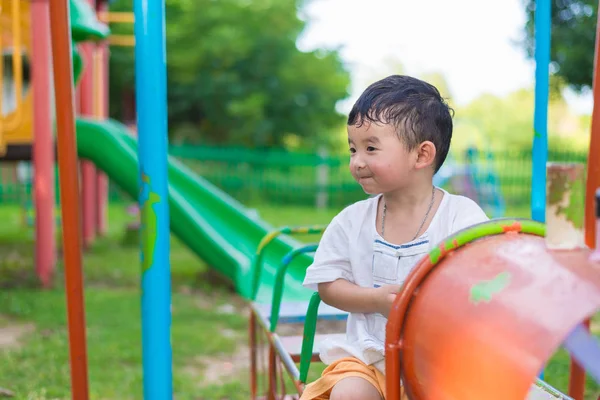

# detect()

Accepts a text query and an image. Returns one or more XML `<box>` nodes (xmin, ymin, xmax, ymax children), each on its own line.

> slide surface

<box><xmin>75</xmin><ymin>118</ymin><xmax>316</xmax><ymax>304</ymax></box>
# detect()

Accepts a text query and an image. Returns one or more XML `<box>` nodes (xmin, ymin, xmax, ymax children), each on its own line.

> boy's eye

<box><xmin>349</xmin><ymin>147</ymin><xmax>356</xmax><ymax>154</ymax></box>
<box><xmin>367</xmin><ymin>146</ymin><xmax>376</xmax><ymax>151</ymax></box>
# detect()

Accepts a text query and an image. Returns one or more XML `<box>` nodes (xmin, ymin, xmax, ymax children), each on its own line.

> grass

<box><xmin>0</xmin><ymin>203</ymin><xmax>337</xmax><ymax>400</ymax></box>
<box><xmin>0</xmin><ymin>200</ymin><xmax>598</xmax><ymax>399</ymax></box>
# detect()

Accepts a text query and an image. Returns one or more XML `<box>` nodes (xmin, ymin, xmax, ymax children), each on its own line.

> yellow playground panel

<box><xmin>0</xmin><ymin>0</ymin><xmax>135</xmax><ymax>157</ymax></box>
<box><xmin>0</xmin><ymin>1</ymin><xmax>134</xmax><ymax>157</ymax></box>
<box><xmin>0</xmin><ymin>0</ymin><xmax>33</xmax><ymax>156</ymax></box>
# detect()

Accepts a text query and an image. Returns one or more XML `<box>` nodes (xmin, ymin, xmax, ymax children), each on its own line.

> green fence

<box><xmin>0</xmin><ymin>145</ymin><xmax>589</xmax><ymax>216</ymax></box>
<box><xmin>167</xmin><ymin>145</ymin><xmax>589</xmax><ymax>213</ymax></box>
<box><xmin>456</xmin><ymin>148</ymin><xmax>588</xmax><ymax>216</ymax></box>
<box><xmin>168</xmin><ymin>145</ymin><xmax>367</xmax><ymax>209</ymax></box>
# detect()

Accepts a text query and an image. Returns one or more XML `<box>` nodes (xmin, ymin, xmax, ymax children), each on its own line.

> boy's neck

<box><xmin>382</xmin><ymin>181</ymin><xmax>436</xmax><ymax>214</ymax></box>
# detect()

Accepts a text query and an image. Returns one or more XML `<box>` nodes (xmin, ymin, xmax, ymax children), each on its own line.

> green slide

<box><xmin>75</xmin><ymin>117</ymin><xmax>315</xmax><ymax>304</ymax></box>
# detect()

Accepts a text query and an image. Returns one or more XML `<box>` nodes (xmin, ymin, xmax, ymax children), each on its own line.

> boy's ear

<box><xmin>415</xmin><ymin>141</ymin><xmax>436</xmax><ymax>170</ymax></box>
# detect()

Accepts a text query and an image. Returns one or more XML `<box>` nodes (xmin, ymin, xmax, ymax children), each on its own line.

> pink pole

<box><xmin>31</xmin><ymin>0</ymin><xmax>56</xmax><ymax>288</ymax></box>
<box><xmin>95</xmin><ymin>0</ymin><xmax>109</xmax><ymax>235</ymax></box>
<box><xmin>79</xmin><ymin>36</ymin><xmax>97</xmax><ymax>248</ymax></box>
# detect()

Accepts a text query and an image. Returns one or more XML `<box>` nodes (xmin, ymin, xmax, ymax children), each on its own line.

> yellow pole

<box><xmin>4</xmin><ymin>0</ymin><xmax>24</xmax><ymax>132</ymax></box>
<box><xmin>98</xmin><ymin>11</ymin><xmax>134</xmax><ymax>23</ymax></box>
<box><xmin>0</xmin><ymin>1</ymin><xmax>5</xmax><ymax>156</ymax></box>
<box><xmin>97</xmin><ymin>11</ymin><xmax>135</xmax><ymax>46</ymax></box>
<box><xmin>109</xmin><ymin>34</ymin><xmax>135</xmax><ymax>47</ymax></box>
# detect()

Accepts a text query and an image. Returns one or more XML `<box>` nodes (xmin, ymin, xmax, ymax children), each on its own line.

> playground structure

<box><xmin>1</xmin><ymin>0</ymin><xmax>599</xmax><ymax>399</ymax></box>
<box><xmin>0</xmin><ymin>0</ymin><xmax>120</xmax><ymax>287</ymax></box>
<box><xmin>383</xmin><ymin>218</ymin><xmax>600</xmax><ymax>400</ymax></box>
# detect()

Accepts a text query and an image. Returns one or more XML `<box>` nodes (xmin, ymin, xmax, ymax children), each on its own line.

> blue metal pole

<box><xmin>134</xmin><ymin>0</ymin><xmax>172</xmax><ymax>398</ymax></box>
<box><xmin>532</xmin><ymin>0</ymin><xmax>551</xmax><ymax>381</ymax></box>
<box><xmin>531</xmin><ymin>0</ymin><xmax>551</xmax><ymax>223</ymax></box>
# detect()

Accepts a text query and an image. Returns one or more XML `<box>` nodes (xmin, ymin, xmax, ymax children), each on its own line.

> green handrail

<box><xmin>251</xmin><ymin>224</ymin><xmax>327</xmax><ymax>300</ymax></box>
<box><xmin>299</xmin><ymin>292</ymin><xmax>322</xmax><ymax>384</ymax></box>
<box><xmin>269</xmin><ymin>243</ymin><xmax>319</xmax><ymax>332</ymax></box>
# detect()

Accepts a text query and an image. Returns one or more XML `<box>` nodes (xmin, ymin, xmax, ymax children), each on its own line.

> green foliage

<box><xmin>522</xmin><ymin>0</ymin><xmax>597</xmax><ymax>91</ymax></box>
<box><xmin>108</xmin><ymin>0</ymin><xmax>351</xmax><ymax>149</ymax></box>
<box><xmin>452</xmin><ymin>87</ymin><xmax>590</xmax><ymax>152</ymax></box>
<box><xmin>454</xmin><ymin>89</ymin><xmax>537</xmax><ymax>150</ymax></box>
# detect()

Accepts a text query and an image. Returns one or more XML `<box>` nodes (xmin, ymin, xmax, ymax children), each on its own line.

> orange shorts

<box><xmin>299</xmin><ymin>357</ymin><xmax>407</xmax><ymax>400</ymax></box>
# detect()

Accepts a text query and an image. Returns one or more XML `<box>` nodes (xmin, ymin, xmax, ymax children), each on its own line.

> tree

<box><xmin>107</xmin><ymin>0</ymin><xmax>351</xmax><ymax>149</ymax></box>
<box><xmin>522</xmin><ymin>0</ymin><xmax>597</xmax><ymax>92</ymax></box>
<box><xmin>454</xmin><ymin>87</ymin><xmax>590</xmax><ymax>151</ymax></box>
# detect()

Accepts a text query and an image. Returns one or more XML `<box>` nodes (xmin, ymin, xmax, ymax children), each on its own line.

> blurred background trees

<box><xmin>522</xmin><ymin>0</ymin><xmax>597</xmax><ymax>91</ymax></box>
<box><xmin>106</xmin><ymin>0</ymin><xmax>596</xmax><ymax>154</ymax></box>
<box><xmin>107</xmin><ymin>0</ymin><xmax>351</xmax><ymax>149</ymax></box>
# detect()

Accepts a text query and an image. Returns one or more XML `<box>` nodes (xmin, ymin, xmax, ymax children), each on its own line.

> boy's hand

<box><xmin>317</xmin><ymin>279</ymin><xmax>403</xmax><ymax>316</ymax></box>
<box><xmin>375</xmin><ymin>284</ymin><xmax>402</xmax><ymax>317</ymax></box>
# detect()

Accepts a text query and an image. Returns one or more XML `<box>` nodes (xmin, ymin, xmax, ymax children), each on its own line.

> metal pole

<box><xmin>47</xmin><ymin>0</ymin><xmax>89</xmax><ymax>398</ymax></box>
<box><xmin>585</xmin><ymin>1</ymin><xmax>600</xmax><ymax>250</ymax></box>
<box><xmin>531</xmin><ymin>0</ymin><xmax>551</xmax><ymax>223</ymax></box>
<box><xmin>94</xmin><ymin>0</ymin><xmax>110</xmax><ymax>236</ymax></box>
<box><xmin>80</xmin><ymin>0</ymin><xmax>97</xmax><ymax>248</ymax></box>
<box><xmin>31</xmin><ymin>0</ymin><xmax>56</xmax><ymax>287</ymax></box>
<box><xmin>133</xmin><ymin>0</ymin><xmax>172</xmax><ymax>397</ymax></box>
<box><xmin>567</xmin><ymin>3</ymin><xmax>600</xmax><ymax>399</ymax></box>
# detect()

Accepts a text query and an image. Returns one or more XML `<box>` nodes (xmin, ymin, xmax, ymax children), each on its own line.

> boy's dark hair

<box><xmin>347</xmin><ymin>75</ymin><xmax>454</xmax><ymax>173</ymax></box>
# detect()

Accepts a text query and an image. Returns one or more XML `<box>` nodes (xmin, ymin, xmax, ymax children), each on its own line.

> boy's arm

<box><xmin>318</xmin><ymin>279</ymin><xmax>400</xmax><ymax>317</ymax></box>
<box><xmin>304</xmin><ymin>210</ymin><xmax>402</xmax><ymax>317</ymax></box>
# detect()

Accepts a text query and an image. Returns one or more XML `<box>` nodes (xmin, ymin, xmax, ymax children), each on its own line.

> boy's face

<box><xmin>348</xmin><ymin>121</ymin><xmax>417</xmax><ymax>195</ymax></box>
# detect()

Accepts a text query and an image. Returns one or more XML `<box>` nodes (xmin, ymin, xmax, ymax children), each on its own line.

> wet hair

<box><xmin>347</xmin><ymin>75</ymin><xmax>454</xmax><ymax>173</ymax></box>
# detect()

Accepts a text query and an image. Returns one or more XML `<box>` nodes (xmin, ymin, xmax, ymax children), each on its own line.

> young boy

<box><xmin>300</xmin><ymin>75</ymin><xmax>489</xmax><ymax>400</ymax></box>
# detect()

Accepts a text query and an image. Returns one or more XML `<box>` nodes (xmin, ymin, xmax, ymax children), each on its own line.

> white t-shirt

<box><xmin>302</xmin><ymin>188</ymin><xmax>489</xmax><ymax>373</ymax></box>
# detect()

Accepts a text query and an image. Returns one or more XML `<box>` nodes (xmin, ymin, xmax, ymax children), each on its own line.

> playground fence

<box><xmin>0</xmin><ymin>145</ymin><xmax>588</xmax><ymax>217</ymax></box>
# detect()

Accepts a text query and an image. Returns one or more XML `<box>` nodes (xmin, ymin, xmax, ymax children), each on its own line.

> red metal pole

<box><xmin>95</xmin><ymin>0</ymin><xmax>109</xmax><ymax>235</ymax></box>
<box><xmin>31</xmin><ymin>0</ymin><xmax>56</xmax><ymax>288</ymax></box>
<box><xmin>79</xmin><ymin>8</ymin><xmax>97</xmax><ymax>247</ymax></box>
<box><xmin>568</xmin><ymin>3</ymin><xmax>600</xmax><ymax>399</ymax></box>
<box><xmin>586</xmin><ymin>1</ymin><xmax>600</xmax><ymax>251</ymax></box>
<box><xmin>48</xmin><ymin>0</ymin><xmax>90</xmax><ymax>398</ymax></box>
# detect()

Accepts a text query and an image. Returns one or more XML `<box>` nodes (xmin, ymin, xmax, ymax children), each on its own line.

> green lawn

<box><xmin>0</xmin><ymin>201</ymin><xmax>598</xmax><ymax>399</ymax></box>
<box><xmin>0</xmin><ymin>203</ymin><xmax>336</xmax><ymax>400</ymax></box>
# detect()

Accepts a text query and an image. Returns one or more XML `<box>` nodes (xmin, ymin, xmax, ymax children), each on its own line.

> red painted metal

<box><xmin>94</xmin><ymin>2</ymin><xmax>109</xmax><ymax>235</ymax></box>
<box><xmin>96</xmin><ymin>166</ymin><xmax>108</xmax><ymax>234</ymax></box>
<box><xmin>78</xmin><ymin>28</ymin><xmax>96</xmax><ymax>248</ymax></box>
<box><xmin>576</xmin><ymin>6</ymin><xmax>600</xmax><ymax>399</ymax></box>
<box><xmin>249</xmin><ymin>311</ymin><xmax>258</xmax><ymax>399</ymax></box>
<box><xmin>568</xmin><ymin>319</ymin><xmax>591</xmax><ymax>400</ymax></box>
<box><xmin>48</xmin><ymin>0</ymin><xmax>89</xmax><ymax>398</ymax></box>
<box><xmin>386</xmin><ymin>231</ymin><xmax>600</xmax><ymax>400</ymax></box>
<box><xmin>81</xmin><ymin>148</ymin><xmax>96</xmax><ymax>247</ymax></box>
<box><xmin>585</xmin><ymin>0</ymin><xmax>600</xmax><ymax>251</ymax></box>
<box><xmin>31</xmin><ymin>0</ymin><xmax>56</xmax><ymax>288</ymax></box>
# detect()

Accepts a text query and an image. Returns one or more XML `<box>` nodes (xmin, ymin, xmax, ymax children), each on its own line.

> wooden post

<box><xmin>546</xmin><ymin>163</ymin><xmax>586</xmax><ymax>250</ymax></box>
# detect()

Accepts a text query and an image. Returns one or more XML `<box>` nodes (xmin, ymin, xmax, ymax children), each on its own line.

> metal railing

<box><xmin>98</xmin><ymin>11</ymin><xmax>134</xmax><ymax>47</ymax></box>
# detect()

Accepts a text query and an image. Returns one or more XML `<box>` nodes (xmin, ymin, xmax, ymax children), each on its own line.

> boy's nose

<box><xmin>352</xmin><ymin>156</ymin><xmax>366</xmax><ymax>169</ymax></box>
